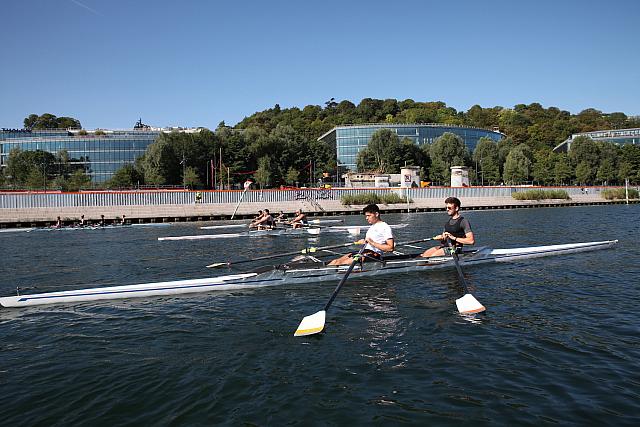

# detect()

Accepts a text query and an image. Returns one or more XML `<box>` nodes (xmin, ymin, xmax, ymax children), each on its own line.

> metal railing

<box><xmin>0</xmin><ymin>186</ymin><xmax>624</xmax><ymax>210</ymax></box>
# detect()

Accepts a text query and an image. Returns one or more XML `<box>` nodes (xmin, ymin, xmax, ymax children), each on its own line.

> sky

<box><xmin>1</xmin><ymin>0</ymin><xmax>639</xmax><ymax>130</ymax></box>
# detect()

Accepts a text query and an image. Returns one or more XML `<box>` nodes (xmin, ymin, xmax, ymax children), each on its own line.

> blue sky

<box><xmin>1</xmin><ymin>0</ymin><xmax>638</xmax><ymax>130</ymax></box>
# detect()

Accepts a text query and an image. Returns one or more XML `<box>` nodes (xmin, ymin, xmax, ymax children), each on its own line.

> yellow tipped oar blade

<box><xmin>455</xmin><ymin>293</ymin><xmax>486</xmax><ymax>314</ymax></box>
<box><xmin>294</xmin><ymin>310</ymin><xmax>326</xmax><ymax>336</ymax></box>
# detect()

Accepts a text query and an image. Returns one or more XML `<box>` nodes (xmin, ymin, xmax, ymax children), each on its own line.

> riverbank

<box><xmin>0</xmin><ymin>192</ymin><xmax>636</xmax><ymax>228</ymax></box>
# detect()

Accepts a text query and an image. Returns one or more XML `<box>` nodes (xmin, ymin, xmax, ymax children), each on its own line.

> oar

<box><xmin>447</xmin><ymin>238</ymin><xmax>486</xmax><ymax>314</ymax></box>
<box><xmin>205</xmin><ymin>241</ymin><xmax>359</xmax><ymax>268</ymax></box>
<box><xmin>293</xmin><ymin>236</ymin><xmax>439</xmax><ymax>337</ymax></box>
<box><xmin>294</xmin><ymin>245</ymin><xmax>367</xmax><ymax>337</ymax></box>
<box><xmin>230</xmin><ymin>185</ymin><xmax>250</xmax><ymax>220</ymax></box>
<box><xmin>206</xmin><ymin>236</ymin><xmax>438</xmax><ymax>269</ymax></box>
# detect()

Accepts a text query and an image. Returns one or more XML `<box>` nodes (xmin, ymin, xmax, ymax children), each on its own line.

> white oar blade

<box><xmin>294</xmin><ymin>310</ymin><xmax>326</xmax><ymax>337</ymax></box>
<box><xmin>206</xmin><ymin>262</ymin><xmax>228</xmax><ymax>269</ymax></box>
<box><xmin>307</xmin><ymin>227</ymin><xmax>321</xmax><ymax>235</ymax></box>
<box><xmin>347</xmin><ymin>227</ymin><xmax>361</xmax><ymax>236</ymax></box>
<box><xmin>456</xmin><ymin>293</ymin><xmax>486</xmax><ymax>314</ymax></box>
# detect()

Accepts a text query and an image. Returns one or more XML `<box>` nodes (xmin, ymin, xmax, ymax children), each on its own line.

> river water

<box><xmin>1</xmin><ymin>205</ymin><xmax>638</xmax><ymax>426</ymax></box>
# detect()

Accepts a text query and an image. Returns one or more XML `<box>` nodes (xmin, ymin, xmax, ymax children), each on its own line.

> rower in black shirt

<box><xmin>421</xmin><ymin>197</ymin><xmax>475</xmax><ymax>257</ymax></box>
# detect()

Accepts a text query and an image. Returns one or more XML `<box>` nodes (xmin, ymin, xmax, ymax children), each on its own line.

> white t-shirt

<box><xmin>364</xmin><ymin>221</ymin><xmax>393</xmax><ymax>254</ymax></box>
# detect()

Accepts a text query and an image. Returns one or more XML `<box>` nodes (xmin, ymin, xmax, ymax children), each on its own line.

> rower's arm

<box><xmin>446</xmin><ymin>231</ymin><xmax>474</xmax><ymax>246</ymax></box>
<box><xmin>365</xmin><ymin>237</ymin><xmax>395</xmax><ymax>252</ymax></box>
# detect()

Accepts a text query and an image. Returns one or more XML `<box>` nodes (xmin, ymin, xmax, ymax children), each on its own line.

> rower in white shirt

<box><xmin>328</xmin><ymin>204</ymin><xmax>394</xmax><ymax>266</ymax></box>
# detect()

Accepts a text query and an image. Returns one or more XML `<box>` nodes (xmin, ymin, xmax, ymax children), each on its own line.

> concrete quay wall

<box><xmin>0</xmin><ymin>193</ymin><xmax>635</xmax><ymax>228</ymax></box>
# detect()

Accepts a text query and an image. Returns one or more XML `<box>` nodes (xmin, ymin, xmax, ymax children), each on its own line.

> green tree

<box><xmin>356</xmin><ymin>129</ymin><xmax>402</xmax><ymax>173</ymax></box>
<box><xmin>107</xmin><ymin>164</ymin><xmax>144</xmax><ymax>189</ymax></box>
<box><xmin>255</xmin><ymin>156</ymin><xmax>273</xmax><ymax>188</ymax></box>
<box><xmin>596</xmin><ymin>159</ymin><xmax>616</xmax><ymax>185</ymax></box>
<box><xmin>285</xmin><ymin>166</ymin><xmax>300</xmax><ymax>186</ymax></box>
<box><xmin>575</xmin><ymin>161</ymin><xmax>594</xmax><ymax>185</ymax></box>
<box><xmin>569</xmin><ymin>136</ymin><xmax>600</xmax><ymax>170</ymax></box>
<box><xmin>553</xmin><ymin>154</ymin><xmax>573</xmax><ymax>185</ymax></box>
<box><xmin>429</xmin><ymin>132</ymin><xmax>469</xmax><ymax>184</ymax></box>
<box><xmin>531</xmin><ymin>150</ymin><xmax>554</xmax><ymax>185</ymax></box>
<box><xmin>183</xmin><ymin>166</ymin><xmax>201</xmax><ymax>188</ymax></box>
<box><xmin>6</xmin><ymin>149</ymin><xmax>57</xmax><ymax>188</ymax></box>
<box><xmin>503</xmin><ymin>145</ymin><xmax>531</xmax><ymax>184</ymax></box>
<box><xmin>63</xmin><ymin>170</ymin><xmax>91</xmax><ymax>191</ymax></box>
<box><xmin>24</xmin><ymin>113</ymin><xmax>81</xmax><ymax>129</ymax></box>
<box><xmin>473</xmin><ymin>137</ymin><xmax>500</xmax><ymax>184</ymax></box>
<box><xmin>139</xmin><ymin>134</ymin><xmax>180</xmax><ymax>185</ymax></box>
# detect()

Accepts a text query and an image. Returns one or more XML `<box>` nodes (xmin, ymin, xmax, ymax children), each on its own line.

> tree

<box><xmin>139</xmin><ymin>134</ymin><xmax>180</xmax><ymax>185</ymax></box>
<box><xmin>531</xmin><ymin>150</ymin><xmax>554</xmax><ymax>185</ymax></box>
<box><xmin>356</xmin><ymin>129</ymin><xmax>402</xmax><ymax>173</ymax></box>
<box><xmin>575</xmin><ymin>161</ymin><xmax>594</xmax><ymax>185</ymax></box>
<box><xmin>473</xmin><ymin>137</ymin><xmax>500</xmax><ymax>184</ymax></box>
<box><xmin>23</xmin><ymin>113</ymin><xmax>81</xmax><ymax>129</ymax></box>
<box><xmin>502</xmin><ymin>145</ymin><xmax>531</xmax><ymax>184</ymax></box>
<box><xmin>285</xmin><ymin>166</ymin><xmax>299</xmax><ymax>186</ymax></box>
<box><xmin>183</xmin><ymin>166</ymin><xmax>201</xmax><ymax>188</ymax></box>
<box><xmin>569</xmin><ymin>136</ymin><xmax>600</xmax><ymax>170</ymax></box>
<box><xmin>65</xmin><ymin>169</ymin><xmax>91</xmax><ymax>191</ymax></box>
<box><xmin>255</xmin><ymin>156</ymin><xmax>273</xmax><ymax>188</ymax></box>
<box><xmin>596</xmin><ymin>159</ymin><xmax>616</xmax><ymax>185</ymax></box>
<box><xmin>553</xmin><ymin>154</ymin><xmax>573</xmax><ymax>185</ymax></box>
<box><xmin>5</xmin><ymin>149</ymin><xmax>57</xmax><ymax>188</ymax></box>
<box><xmin>107</xmin><ymin>164</ymin><xmax>144</xmax><ymax>189</ymax></box>
<box><xmin>429</xmin><ymin>132</ymin><xmax>469</xmax><ymax>184</ymax></box>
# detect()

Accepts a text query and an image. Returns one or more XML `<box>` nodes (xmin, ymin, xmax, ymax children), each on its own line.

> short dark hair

<box><xmin>362</xmin><ymin>204</ymin><xmax>380</xmax><ymax>214</ymax></box>
<box><xmin>445</xmin><ymin>197</ymin><xmax>461</xmax><ymax>208</ymax></box>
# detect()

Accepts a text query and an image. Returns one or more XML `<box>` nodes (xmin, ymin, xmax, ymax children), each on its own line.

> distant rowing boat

<box><xmin>0</xmin><ymin>240</ymin><xmax>617</xmax><ymax>308</ymax></box>
<box><xmin>199</xmin><ymin>219</ymin><xmax>345</xmax><ymax>230</ymax></box>
<box><xmin>158</xmin><ymin>223</ymin><xmax>409</xmax><ymax>241</ymax></box>
<box><xmin>23</xmin><ymin>223</ymin><xmax>172</xmax><ymax>233</ymax></box>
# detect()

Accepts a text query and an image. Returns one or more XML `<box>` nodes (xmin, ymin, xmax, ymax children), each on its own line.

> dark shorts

<box><xmin>349</xmin><ymin>249</ymin><xmax>382</xmax><ymax>262</ymax></box>
<box><xmin>437</xmin><ymin>244</ymin><xmax>463</xmax><ymax>254</ymax></box>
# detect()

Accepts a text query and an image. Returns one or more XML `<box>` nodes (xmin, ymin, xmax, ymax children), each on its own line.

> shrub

<box><xmin>601</xmin><ymin>188</ymin><xmax>639</xmax><ymax>200</ymax></box>
<box><xmin>341</xmin><ymin>192</ymin><xmax>412</xmax><ymax>205</ymax></box>
<box><xmin>380</xmin><ymin>192</ymin><xmax>412</xmax><ymax>204</ymax></box>
<box><xmin>512</xmin><ymin>189</ymin><xmax>571</xmax><ymax>200</ymax></box>
<box><xmin>341</xmin><ymin>193</ymin><xmax>381</xmax><ymax>205</ymax></box>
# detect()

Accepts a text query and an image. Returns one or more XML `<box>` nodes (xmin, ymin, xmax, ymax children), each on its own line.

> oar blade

<box><xmin>347</xmin><ymin>227</ymin><xmax>361</xmax><ymax>236</ymax></box>
<box><xmin>294</xmin><ymin>310</ymin><xmax>326</xmax><ymax>336</ymax></box>
<box><xmin>455</xmin><ymin>293</ymin><xmax>486</xmax><ymax>314</ymax></box>
<box><xmin>206</xmin><ymin>262</ymin><xmax>229</xmax><ymax>269</ymax></box>
<box><xmin>307</xmin><ymin>227</ymin><xmax>321</xmax><ymax>235</ymax></box>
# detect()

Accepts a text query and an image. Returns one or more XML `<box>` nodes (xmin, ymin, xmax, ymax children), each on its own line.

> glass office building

<box><xmin>318</xmin><ymin>123</ymin><xmax>504</xmax><ymax>171</ymax></box>
<box><xmin>553</xmin><ymin>128</ymin><xmax>640</xmax><ymax>152</ymax></box>
<box><xmin>0</xmin><ymin>128</ymin><xmax>161</xmax><ymax>183</ymax></box>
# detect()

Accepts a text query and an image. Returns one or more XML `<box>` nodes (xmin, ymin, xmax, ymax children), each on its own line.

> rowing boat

<box><xmin>199</xmin><ymin>219</ymin><xmax>344</xmax><ymax>230</ymax></box>
<box><xmin>0</xmin><ymin>240</ymin><xmax>617</xmax><ymax>308</ymax></box>
<box><xmin>158</xmin><ymin>223</ymin><xmax>410</xmax><ymax>241</ymax></box>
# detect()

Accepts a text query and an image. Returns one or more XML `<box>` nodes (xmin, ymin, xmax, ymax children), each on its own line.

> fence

<box><xmin>0</xmin><ymin>186</ymin><xmax>621</xmax><ymax>210</ymax></box>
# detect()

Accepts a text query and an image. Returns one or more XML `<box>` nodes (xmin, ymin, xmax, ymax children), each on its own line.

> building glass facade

<box><xmin>0</xmin><ymin>129</ymin><xmax>160</xmax><ymax>183</ymax></box>
<box><xmin>553</xmin><ymin>128</ymin><xmax>640</xmax><ymax>152</ymax></box>
<box><xmin>318</xmin><ymin>124</ymin><xmax>504</xmax><ymax>171</ymax></box>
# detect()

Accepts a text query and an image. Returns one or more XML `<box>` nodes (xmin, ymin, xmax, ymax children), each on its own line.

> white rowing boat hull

<box><xmin>160</xmin><ymin>223</ymin><xmax>409</xmax><ymax>241</ymax></box>
<box><xmin>0</xmin><ymin>240</ymin><xmax>617</xmax><ymax>308</ymax></box>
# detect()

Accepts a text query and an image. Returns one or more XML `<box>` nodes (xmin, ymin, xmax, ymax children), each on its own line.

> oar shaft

<box><xmin>230</xmin><ymin>187</ymin><xmax>249</xmax><ymax>220</ymax></box>
<box><xmin>450</xmin><ymin>250</ymin><xmax>470</xmax><ymax>294</ymax></box>
<box><xmin>324</xmin><ymin>246</ymin><xmax>367</xmax><ymax>312</ymax></box>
